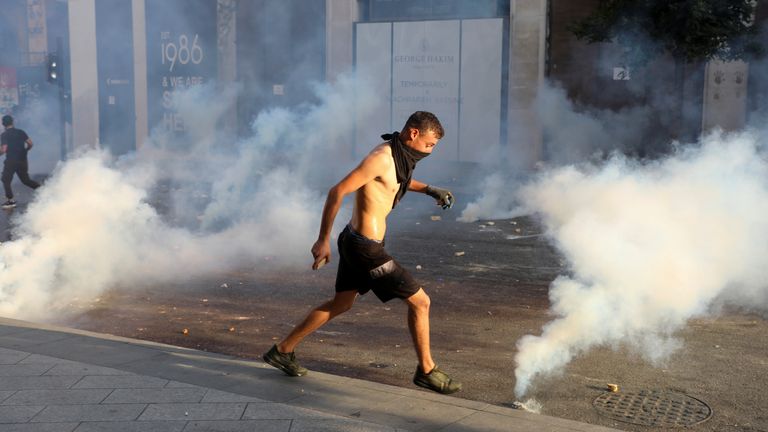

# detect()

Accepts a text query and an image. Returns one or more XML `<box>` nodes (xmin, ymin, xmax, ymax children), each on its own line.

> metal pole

<box><xmin>56</xmin><ymin>36</ymin><xmax>67</xmax><ymax>161</ymax></box>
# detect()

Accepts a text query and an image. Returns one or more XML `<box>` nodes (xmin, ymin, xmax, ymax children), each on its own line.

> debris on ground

<box><xmin>182</xmin><ymin>328</ymin><xmax>189</xmax><ymax>335</ymax></box>
<box><xmin>430</xmin><ymin>215</ymin><xmax>442</xmax><ymax>221</ymax></box>
<box><xmin>454</xmin><ymin>251</ymin><xmax>465</xmax><ymax>257</ymax></box>
<box><xmin>607</xmin><ymin>384</ymin><xmax>619</xmax><ymax>392</ymax></box>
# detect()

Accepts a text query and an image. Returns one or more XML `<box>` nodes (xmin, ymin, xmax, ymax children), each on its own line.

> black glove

<box><xmin>426</xmin><ymin>185</ymin><xmax>454</xmax><ymax>210</ymax></box>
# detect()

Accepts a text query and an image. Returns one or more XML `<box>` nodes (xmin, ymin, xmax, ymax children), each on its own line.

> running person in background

<box><xmin>263</xmin><ymin>111</ymin><xmax>461</xmax><ymax>394</ymax></box>
<box><xmin>0</xmin><ymin>115</ymin><xmax>40</xmax><ymax>208</ymax></box>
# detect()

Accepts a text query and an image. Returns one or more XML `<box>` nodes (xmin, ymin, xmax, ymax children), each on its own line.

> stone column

<box><xmin>68</xmin><ymin>0</ymin><xmax>99</xmax><ymax>149</ymax></box>
<box><xmin>325</xmin><ymin>0</ymin><xmax>359</xmax><ymax>160</ymax></box>
<box><xmin>25</xmin><ymin>0</ymin><xmax>47</xmax><ymax>65</ymax></box>
<box><xmin>132</xmin><ymin>0</ymin><xmax>148</xmax><ymax>149</ymax></box>
<box><xmin>218</xmin><ymin>0</ymin><xmax>237</xmax><ymax>136</ymax></box>
<box><xmin>507</xmin><ymin>0</ymin><xmax>547</xmax><ymax>169</ymax></box>
<box><xmin>325</xmin><ymin>0</ymin><xmax>358</xmax><ymax>83</ymax></box>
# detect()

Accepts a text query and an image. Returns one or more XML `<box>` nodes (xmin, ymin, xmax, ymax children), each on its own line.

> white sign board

<box><xmin>392</xmin><ymin>20</ymin><xmax>460</xmax><ymax>161</ymax></box>
<box><xmin>702</xmin><ymin>60</ymin><xmax>749</xmax><ymax>132</ymax></box>
<box><xmin>354</xmin><ymin>19</ymin><xmax>503</xmax><ymax>163</ymax></box>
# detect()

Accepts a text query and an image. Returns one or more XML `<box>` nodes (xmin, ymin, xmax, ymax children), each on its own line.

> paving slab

<box><xmin>71</xmin><ymin>375</ymin><xmax>168</xmax><ymax>389</ymax></box>
<box><xmin>72</xmin><ymin>422</ymin><xmax>186</xmax><ymax>432</ymax></box>
<box><xmin>0</xmin><ymin>406</ymin><xmax>45</xmax><ymax>423</ymax></box>
<box><xmin>30</xmin><ymin>404</ymin><xmax>147</xmax><ymax>422</ymax></box>
<box><xmin>241</xmin><ymin>401</ymin><xmax>347</xmax><ymax>420</ymax></box>
<box><xmin>0</xmin><ymin>364</ymin><xmax>52</xmax><ymax>376</ymax></box>
<box><xmin>201</xmin><ymin>389</ymin><xmax>268</xmax><ymax>403</ymax></box>
<box><xmin>0</xmin><ymin>424</ymin><xmax>78</xmax><ymax>432</ymax></box>
<box><xmin>290</xmin><ymin>418</ymin><xmax>400</xmax><ymax>432</ymax></box>
<box><xmin>0</xmin><ymin>393</ymin><xmax>14</xmax><ymax>404</ymax></box>
<box><xmin>0</xmin><ymin>330</ymin><xmax>75</xmax><ymax>349</ymax></box>
<box><xmin>44</xmin><ymin>363</ymin><xmax>132</xmax><ymax>376</ymax></box>
<box><xmin>0</xmin><ymin>318</ymin><xmax>620</xmax><ymax>432</ymax></box>
<box><xmin>0</xmin><ymin>349</ymin><xmax>30</xmax><ymax>365</ymax></box>
<box><xmin>17</xmin><ymin>354</ymin><xmax>75</xmax><ymax>364</ymax></box>
<box><xmin>137</xmin><ymin>403</ymin><xmax>246</xmax><ymax>421</ymax></box>
<box><xmin>102</xmin><ymin>388</ymin><xmax>207</xmax><ymax>404</ymax></box>
<box><xmin>0</xmin><ymin>375</ymin><xmax>81</xmax><ymax>390</ymax></box>
<box><xmin>165</xmin><ymin>381</ymin><xmax>202</xmax><ymax>389</ymax></box>
<box><xmin>28</xmin><ymin>337</ymin><xmax>165</xmax><ymax>368</ymax></box>
<box><xmin>1</xmin><ymin>389</ymin><xmax>112</xmax><ymax>406</ymax></box>
<box><xmin>182</xmin><ymin>420</ymin><xmax>290</xmax><ymax>432</ymax></box>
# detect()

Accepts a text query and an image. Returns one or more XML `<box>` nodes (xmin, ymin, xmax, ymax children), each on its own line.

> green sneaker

<box><xmin>413</xmin><ymin>365</ymin><xmax>462</xmax><ymax>394</ymax></box>
<box><xmin>263</xmin><ymin>345</ymin><xmax>308</xmax><ymax>377</ymax></box>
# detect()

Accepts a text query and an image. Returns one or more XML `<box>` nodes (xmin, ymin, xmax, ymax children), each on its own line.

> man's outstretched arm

<box><xmin>311</xmin><ymin>151</ymin><xmax>390</xmax><ymax>269</ymax></box>
<box><xmin>409</xmin><ymin>179</ymin><xmax>454</xmax><ymax>209</ymax></box>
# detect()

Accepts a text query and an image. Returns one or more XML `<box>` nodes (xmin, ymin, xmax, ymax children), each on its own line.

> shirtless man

<box><xmin>263</xmin><ymin>111</ymin><xmax>461</xmax><ymax>394</ymax></box>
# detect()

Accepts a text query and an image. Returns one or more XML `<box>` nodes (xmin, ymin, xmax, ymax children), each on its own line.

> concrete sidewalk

<box><xmin>0</xmin><ymin>317</ymin><xmax>619</xmax><ymax>431</ymax></box>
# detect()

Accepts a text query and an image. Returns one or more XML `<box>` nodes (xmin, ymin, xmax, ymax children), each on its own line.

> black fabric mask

<box><xmin>382</xmin><ymin>131</ymin><xmax>430</xmax><ymax>208</ymax></box>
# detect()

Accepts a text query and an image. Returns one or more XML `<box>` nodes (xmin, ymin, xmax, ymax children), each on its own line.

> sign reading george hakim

<box><xmin>400</xmin><ymin>80</ymin><xmax>448</xmax><ymax>88</ymax></box>
<box><xmin>394</xmin><ymin>55</ymin><xmax>455</xmax><ymax>64</ymax></box>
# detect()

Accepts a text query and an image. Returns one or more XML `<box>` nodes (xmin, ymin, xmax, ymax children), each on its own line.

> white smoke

<box><xmin>458</xmin><ymin>82</ymin><xmax>653</xmax><ymax>223</ymax></box>
<box><xmin>535</xmin><ymin>84</ymin><xmax>652</xmax><ymax>164</ymax></box>
<box><xmin>0</xmin><ymin>74</ymin><xmax>376</xmax><ymax>320</ymax></box>
<box><xmin>457</xmin><ymin>173</ymin><xmax>525</xmax><ymax>223</ymax></box>
<box><xmin>513</xmin><ymin>130</ymin><xmax>768</xmax><ymax>397</ymax></box>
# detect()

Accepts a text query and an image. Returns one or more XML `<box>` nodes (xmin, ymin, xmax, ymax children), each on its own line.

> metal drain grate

<box><xmin>593</xmin><ymin>389</ymin><xmax>712</xmax><ymax>427</ymax></box>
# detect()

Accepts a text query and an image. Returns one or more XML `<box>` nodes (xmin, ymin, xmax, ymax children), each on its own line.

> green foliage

<box><xmin>570</xmin><ymin>0</ymin><xmax>763</xmax><ymax>64</ymax></box>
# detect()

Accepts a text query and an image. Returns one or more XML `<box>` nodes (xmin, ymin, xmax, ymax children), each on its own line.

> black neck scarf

<box><xmin>382</xmin><ymin>131</ymin><xmax>430</xmax><ymax>209</ymax></box>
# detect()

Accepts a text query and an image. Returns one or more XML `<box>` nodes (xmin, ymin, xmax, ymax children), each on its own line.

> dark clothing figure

<box><xmin>1</xmin><ymin>116</ymin><xmax>40</xmax><ymax>207</ymax></box>
<box><xmin>2</xmin><ymin>128</ymin><xmax>30</xmax><ymax>162</ymax></box>
<box><xmin>2</xmin><ymin>160</ymin><xmax>39</xmax><ymax>200</ymax></box>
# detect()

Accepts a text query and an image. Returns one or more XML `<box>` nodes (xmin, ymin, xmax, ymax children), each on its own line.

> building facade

<box><xmin>0</xmin><ymin>0</ymin><xmax>758</xmax><ymax>173</ymax></box>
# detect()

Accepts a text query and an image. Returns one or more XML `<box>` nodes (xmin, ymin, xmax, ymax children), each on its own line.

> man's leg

<box><xmin>404</xmin><ymin>287</ymin><xmax>462</xmax><ymax>394</ymax></box>
<box><xmin>16</xmin><ymin>163</ymin><xmax>40</xmax><ymax>190</ymax></box>
<box><xmin>1</xmin><ymin>163</ymin><xmax>14</xmax><ymax>200</ymax></box>
<box><xmin>278</xmin><ymin>289</ymin><xmax>358</xmax><ymax>353</ymax></box>
<box><xmin>403</xmin><ymin>288</ymin><xmax>435</xmax><ymax>373</ymax></box>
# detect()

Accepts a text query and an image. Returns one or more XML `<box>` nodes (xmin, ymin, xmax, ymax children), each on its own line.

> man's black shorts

<box><xmin>335</xmin><ymin>224</ymin><xmax>420</xmax><ymax>302</ymax></box>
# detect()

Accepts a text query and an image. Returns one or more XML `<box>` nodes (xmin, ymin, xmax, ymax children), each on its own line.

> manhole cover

<box><xmin>593</xmin><ymin>389</ymin><xmax>712</xmax><ymax>427</ymax></box>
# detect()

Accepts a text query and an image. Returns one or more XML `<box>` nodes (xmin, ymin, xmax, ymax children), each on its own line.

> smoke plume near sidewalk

<box><xmin>513</xmin><ymin>130</ymin><xmax>768</xmax><ymax>397</ymax></box>
<box><xmin>0</xmin><ymin>74</ymin><xmax>374</xmax><ymax>321</ymax></box>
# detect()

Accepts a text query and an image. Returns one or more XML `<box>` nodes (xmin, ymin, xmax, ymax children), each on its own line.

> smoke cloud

<box><xmin>512</xmin><ymin>129</ymin><xmax>768</xmax><ymax>397</ymax></box>
<box><xmin>0</xmin><ymin>73</ymin><xmax>376</xmax><ymax>321</ymax></box>
<box><xmin>459</xmin><ymin>82</ymin><xmax>653</xmax><ymax>223</ymax></box>
<box><xmin>535</xmin><ymin>84</ymin><xmax>653</xmax><ymax>164</ymax></box>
